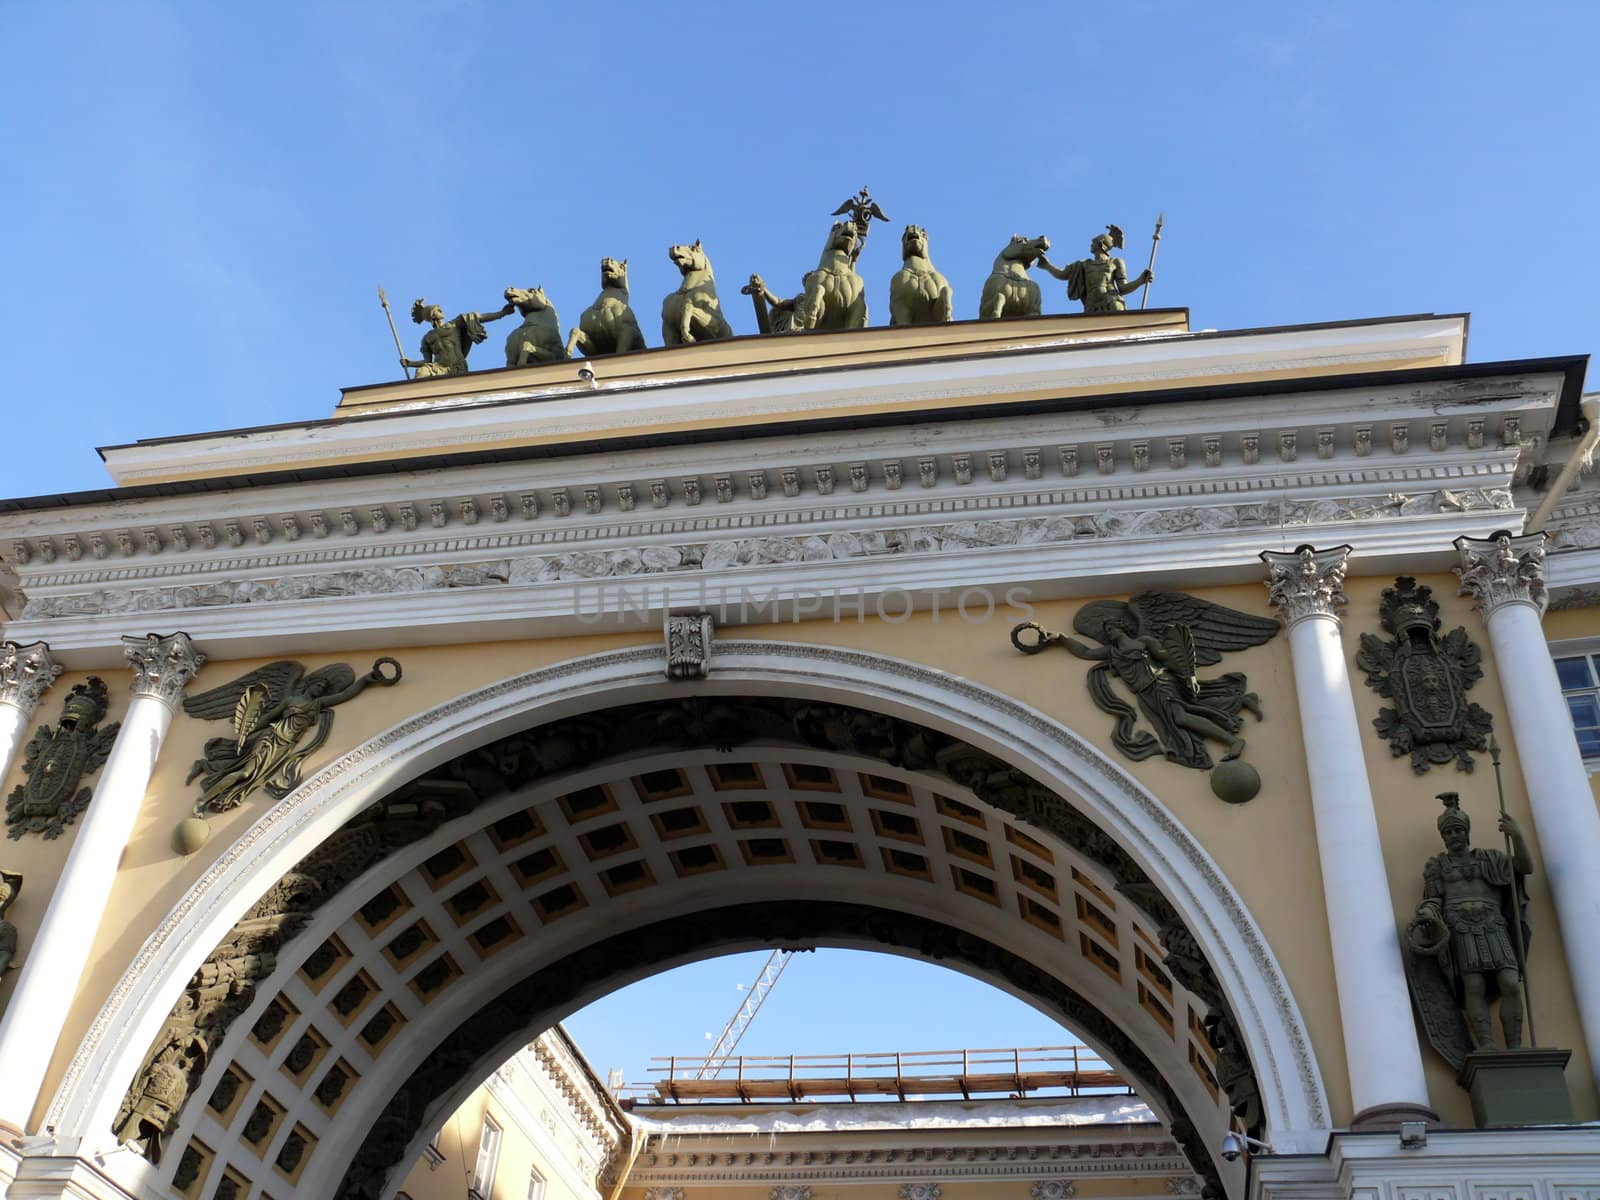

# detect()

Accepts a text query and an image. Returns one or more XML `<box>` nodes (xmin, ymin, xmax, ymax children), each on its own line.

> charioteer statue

<box><xmin>402</xmin><ymin>298</ymin><xmax>514</xmax><ymax>377</ymax></box>
<box><xmin>1037</xmin><ymin>224</ymin><xmax>1155</xmax><ymax>313</ymax></box>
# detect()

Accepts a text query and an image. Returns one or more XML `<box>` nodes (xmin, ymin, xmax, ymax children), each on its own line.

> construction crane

<box><xmin>694</xmin><ymin>950</ymin><xmax>794</xmax><ymax>1078</ymax></box>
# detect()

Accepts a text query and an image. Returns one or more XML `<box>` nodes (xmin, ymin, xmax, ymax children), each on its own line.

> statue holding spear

<box><xmin>378</xmin><ymin>287</ymin><xmax>412</xmax><ymax>380</ymax></box>
<box><xmin>1406</xmin><ymin>781</ymin><xmax>1535</xmax><ymax>1056</ymax></box>
<box><xmin>1037</xmin><ymin>217</ymin><xmax>1158</xmax><ymax>314</ymax></box>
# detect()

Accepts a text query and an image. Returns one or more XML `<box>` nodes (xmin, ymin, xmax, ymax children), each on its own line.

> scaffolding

<box><xmin>642</xmin><ymin>1045</ymin><xmax>1129</xmax><ymax>1103</ymax></box>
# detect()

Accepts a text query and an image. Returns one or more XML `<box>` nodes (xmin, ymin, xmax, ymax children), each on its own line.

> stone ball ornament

<box><xmin>1209</xmin><ymin>758</ymin><xmax>1261</xmax><ymax>804</ymax></box>
<box><xmin>172</xmin><ymin>816</ymin><xmax>211</xmax><ymax>856</ymax></box>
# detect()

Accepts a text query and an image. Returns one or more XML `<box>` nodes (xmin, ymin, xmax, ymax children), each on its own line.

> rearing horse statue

<box><xmin>744</xmin><ymin>221</ymin><xmax>869</xmax><ymax>333</ymax></box>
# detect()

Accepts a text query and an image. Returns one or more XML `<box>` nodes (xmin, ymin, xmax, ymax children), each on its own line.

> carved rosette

<box><xmin>122</xmin><ymin>631</ymin><xmax>207</xmax><ymax>705</ymax></box>
<box><xmin>1030</xmin><ymin>1184</ymin><xmax>1076</xmax><ymax>1200</ymax></box>
<box><xmin>1261</xmin><ymin>544</ymin><xmax>1351</xmax><ymax>627</ymax></box>
<box><xmin>770</xmin><ymin>1188</ymin><xmax>812</xmax><ymax>1200</ymax></box>
<box><xmin>665</xmin><ymin>613</ymin><xmax>714</xmax><ymax>680</ymax></box>
<box><xmin>0</xmin><ymin>640</ymin><xmax>63</xmax><ymax>715</ymax></box>
<box><xmin>899</xmin><ymin>1186</ymin><xmax>941</xmax><ymax>1200</ymax></box>
<box><xmin>1454</xmin><ymin>531</ymin><xmax>1549</xmax><ymax>617</ymax></box>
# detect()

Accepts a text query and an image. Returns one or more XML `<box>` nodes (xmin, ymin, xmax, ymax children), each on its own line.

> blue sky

<box><xmin>564</xmin><ymin>949</ymin><xmax>1077</xmax><ymax>1096</ymax></box>
<box><xmin>6</xmin><ymin>3</ymin><xmax>1599</xmax><ymax>1075</ymax></box>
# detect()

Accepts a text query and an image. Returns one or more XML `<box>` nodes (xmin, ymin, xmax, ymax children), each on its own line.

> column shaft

<box><xmin>1485</xmin><ymin>601</ymin><xmax>1600</xmax><ymax>1085</ymax></box>
<box><xmin>1264</xmin><ymin>545</ymin><xmax>1433</xmax><ymax>1123</ymax></box>
<box><xmin>1288</xmin><ymin>615</ymin><xmax>1434</xmax><ymax>1115</ymax></box>
<box><xmin>0</xmin><ymin>633</ymin><xmax>202</xmax><ymax>1133</ymax></box>
<box><xmin>1457</xmin><ymin>531</ymin><xmax>1600</xmax><ymax>1091</ymax></box>
<box><xmin>0</xmin><ymin>702</ymin><xmax>30</xmax><ymax>784</ymax></box>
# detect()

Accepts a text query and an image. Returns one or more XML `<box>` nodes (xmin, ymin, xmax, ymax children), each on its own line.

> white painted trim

<box><xmin>44</xmin><ymin>642</ymin><xmax>1329</xmax><ymax>1170</ymax></box>
<box><xmin>1249</xmin><ymin>1125</ymin><xmax>1600</xmax><ymax>1200</ymax></box>
<box><xmin>97</xmin><ymin>319</ymin><xmax>1471</xmax><ymax>486</ymax></box>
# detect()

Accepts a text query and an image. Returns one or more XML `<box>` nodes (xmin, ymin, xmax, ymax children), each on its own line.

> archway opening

<box><xmin>101</xmin><ymin>680</ymin><xmax>1303</xmax><ymax>1200</ymax></box>
<box><xmin>398</xmin><ymin>948</ymin><xmax>1188</xmax><ymax>1200</ymax></box>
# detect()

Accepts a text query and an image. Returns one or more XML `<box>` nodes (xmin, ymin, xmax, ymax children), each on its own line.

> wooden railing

<box><xmin>633</xmin><ymin>1045</ymin><xmax>1130</xmax><ymax>1103</ymax></box>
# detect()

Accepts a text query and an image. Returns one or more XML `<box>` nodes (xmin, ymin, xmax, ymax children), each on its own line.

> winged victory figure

<box><xmin>1011</xmin><ymin>591</ymin><xmax>1279</xmax><ymax>769</ymax></box>
<box><xmin>183</xmin><ymin>658</ymin><xmax>401</xmax><ymax>816</ymax></box>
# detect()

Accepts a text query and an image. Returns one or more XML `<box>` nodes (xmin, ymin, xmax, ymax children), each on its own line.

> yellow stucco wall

<box><xmin>393</xmin><ymin>1085</ymin><xmax>596</xmax><ymax>1200</ymax></box>
<box><xmin>10</xmin><ymin>578</ymin><xmax>1600</xmax><ymax>1131</ymax></box>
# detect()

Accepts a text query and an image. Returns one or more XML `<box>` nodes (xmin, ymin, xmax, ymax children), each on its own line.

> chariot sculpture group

<box><xmin>383</xmin><ymin>189</ymin><xmax>1162</xmax><ymax>379</ymax></box>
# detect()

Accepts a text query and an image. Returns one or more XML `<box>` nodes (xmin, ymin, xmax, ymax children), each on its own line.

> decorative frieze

<box><xmin>1030</xmin><ymin>1183</ymin><xmax>1076</xmax><ymax>1200</ymax></box>
<box><xmin>123</xmin><ymin>632</ymin><xmax>206</xmax><ymax>705</ymax></box>
<box><xmin>14</xmin><ymin>489</ymin><xmax>1515</xmax><ymax>622</ymax></box>
<box><xmin>900</xmin><ymin>1184</ymin><xmax>942</xmax><ymax>1200</ymax></box>
<box><xmin>1454</xmin><ymin>531</ymin><xmax>1548</xmax><ymax>616</ymax></box>
<box><xmin>1261</xmin><ymin>544</ymin><xmax>1350</xmax><ymax>627</ymax></box>
<box><xmin>0</xmin><ymin>409</ymin><xmax>1472</xmax><ymax>572</ymax></box>
<box><xmin>0</xmin><ymin>641</ymin><xmax>63</xmax><ymax>714</ymax></box>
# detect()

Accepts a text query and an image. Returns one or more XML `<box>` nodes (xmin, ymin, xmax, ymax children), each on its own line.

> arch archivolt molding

<box><xmin>48</xmin><ymin>640</ymin><xmax>1331</xmax><ymax>1182</ymax></box>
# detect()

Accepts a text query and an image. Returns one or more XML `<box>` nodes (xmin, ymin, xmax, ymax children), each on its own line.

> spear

<box><xmin>378</xmin><ymin>286</ymin><xmax>412</xmax><ymax>380</ymax></box>
<box><xmin>1139</xmin><ymin>213</ymin><xmax>1164</xmax><ymax>311</ymax></box>
<box><xmin>1488</xmin><ymin>730</ymin><xmax>1537</xmax><ymax>1046</ymax></box>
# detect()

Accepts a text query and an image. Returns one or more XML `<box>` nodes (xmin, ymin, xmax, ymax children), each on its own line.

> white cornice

<box><xmin>0</xmin><ymin>350</ymin><xmax>1563</xmax><ymax>662</ymax></box>
<box><xmin>96</xmin><ymin>317</ymin><xmax>1470</xmax><ymax>485</ymax></box>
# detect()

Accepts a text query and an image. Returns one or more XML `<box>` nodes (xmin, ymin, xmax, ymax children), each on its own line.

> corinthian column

<box><xmin>0</xmin><ymin>641</ymin><xmax>63</xmax><ymax>785</ymax></box>
<box><xmin>1261</xmin><ymin>544</ymin><xmax>1435</xmax><ymax>1125</ymax></box>
<box><xmin>0</xmin><ymin>632</ymin><xmax>205</xmax><ymax>1133</ymax></box>
<box><xmin>1456</xmin><ymin>531</ymin><xmax>1600</xmax><ymax>1090</ymax></box>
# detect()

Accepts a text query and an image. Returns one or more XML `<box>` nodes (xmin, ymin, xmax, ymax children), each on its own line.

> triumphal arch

<box><xmin>1</xmin><ymin>239</ymin><xmax>1599</xmax><ymax>1200</ymax></box>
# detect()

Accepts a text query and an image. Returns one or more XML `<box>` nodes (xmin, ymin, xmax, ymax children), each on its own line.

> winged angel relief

<box><xmin>1012</xmin><ymin>592</ymin><xmax>1279</xmax><ymax>800</ymax></box>
<box><xmin>182</xmin><ymin>658</ymin><xmax>401</xmax><ymax>816</ymax></box>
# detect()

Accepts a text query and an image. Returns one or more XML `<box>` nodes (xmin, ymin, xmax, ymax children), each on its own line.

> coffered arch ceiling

<box><xmin>66</xmin><ymin>645</ymin><xmax>1327</xmax><ymax>1200</ymax></box>
<box><xmin>137</xmin><ymin>737</ymin><xmax>1243</xmax><ymax>1200</ymax></box>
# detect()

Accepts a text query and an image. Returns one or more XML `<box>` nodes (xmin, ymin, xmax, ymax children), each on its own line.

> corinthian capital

<box><xmin>122</xmin><ymin>631</ymin><xmax>206</xmax><ymax>705</ymax></box>
<box><xmin>1455</xmin><ymin>531</ymin><xmax>1548</xmax><ymax>616</ymax></box>
<box><xmin>0</xmin><ymin>640</ymin><xmax>63</xmax><ymax>715</ymax></box>
<box><xmin>1260</xmin><ymin>544</ymin><xmax>1351</xmax><ymax>626</ymax></box>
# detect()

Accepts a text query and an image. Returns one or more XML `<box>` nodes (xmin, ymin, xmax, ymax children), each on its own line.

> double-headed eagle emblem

<box><xmin>1012</xmin><ymin>591</ymin><xmax>1279</xmax><ymax>790</ymax></box>
<box><xmin>1355</xmin><ymin>577</ymin><xmax>1491</xmax><ymax>773</ymax></box>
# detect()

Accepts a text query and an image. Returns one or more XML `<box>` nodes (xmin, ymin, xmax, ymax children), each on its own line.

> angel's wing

<box><xmin>1128</xmin><ymin>591</ymin><xmax>1279</xmax><ymax>665</ymax></box>
<box><xmin>182</xmin><ymin>662</ymin><xmax>304</xmax><ymax>722</ymax></box>
<box><xmin>1071</xmin><ymin>599</ymin><xmax>1136</xmax><ymax>645</ymax></box>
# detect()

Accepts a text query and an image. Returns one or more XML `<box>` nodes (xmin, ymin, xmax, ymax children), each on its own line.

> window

<box><xmin>527</xmin><ymin>1168</ymin><xmax>547</xmax><ymax>1200</ymax></box>
<box><xmin>1554</xmin><ymin>650</ymin><xmax>1600</xmax><ymax>758</ymax></box>
<box><xmin>469</xmin><ymin>1116</ymin><xmax>502</xmax><ymax>1200</ymax></box>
